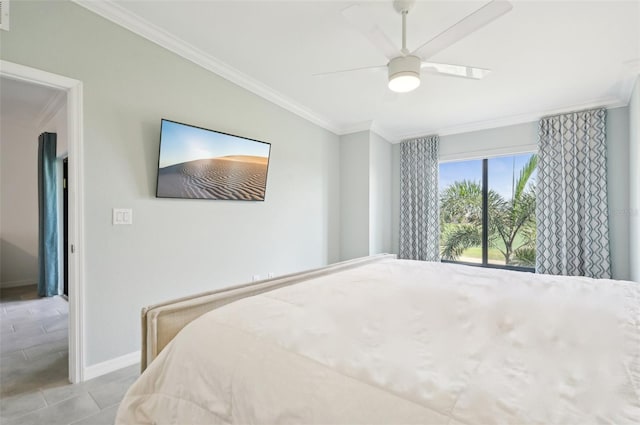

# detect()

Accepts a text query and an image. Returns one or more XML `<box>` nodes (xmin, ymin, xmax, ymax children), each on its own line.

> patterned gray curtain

<box><xmin>536</xmin><ymin>108</ymin><xmax>611</xmax><ymax>278</ymax></box>
<box><xmin>399</xmin><ymin>135</ymin><xmax>440</xmax><ymax>261</ymax></box>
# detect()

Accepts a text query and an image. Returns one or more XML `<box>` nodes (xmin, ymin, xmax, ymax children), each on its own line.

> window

<box><xmin>439</xmin><ymin>153</ymin><xmax>537</xmax><ymax>270</ymax></box>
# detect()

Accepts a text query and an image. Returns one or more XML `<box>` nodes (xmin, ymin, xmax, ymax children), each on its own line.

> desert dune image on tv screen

<box><xmin>157</xmin><ymin>120</ymin><xmax>271</xmax><ymax>201</ymax></box>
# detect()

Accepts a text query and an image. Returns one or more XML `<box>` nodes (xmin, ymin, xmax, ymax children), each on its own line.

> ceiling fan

<box><xmin>317</xmin><ymin>0</ymin><xmax>513</xmax><ymax>93</ymax></box>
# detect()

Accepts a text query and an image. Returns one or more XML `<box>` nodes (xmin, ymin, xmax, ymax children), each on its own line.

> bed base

<box><xmin>141</xmin><ymin>254</ymin><xmax>396</xmax><ymax>371</ymax></box>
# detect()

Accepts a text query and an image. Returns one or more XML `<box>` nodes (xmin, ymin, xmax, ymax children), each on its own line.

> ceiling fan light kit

<box><xmin>325</xmin><ymin>0</ymin><xmax>512</xmax><ymax>94</ymax></box>
<box><xmin>388</xmin><ymin>55</ymin><xmax>421</xmax><ymax>92</ymax></box>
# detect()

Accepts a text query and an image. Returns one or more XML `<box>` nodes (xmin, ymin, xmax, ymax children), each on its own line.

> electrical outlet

<box><xmin>252</xmin><ymin>275</ymin><xmax>261</xmax><ymax>282</ymax></box>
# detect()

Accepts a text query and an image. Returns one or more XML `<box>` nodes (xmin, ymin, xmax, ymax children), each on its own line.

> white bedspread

<box><xmin>116</xmin><ymin>259</ymin><xmax>640</xmax><ymax>424</ymax></box>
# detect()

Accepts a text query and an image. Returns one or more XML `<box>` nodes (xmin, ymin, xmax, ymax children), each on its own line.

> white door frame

<box><xmin>1</xmin><ymin>60</ymin><xmax>85</xmax><ymax>383</ymax></box>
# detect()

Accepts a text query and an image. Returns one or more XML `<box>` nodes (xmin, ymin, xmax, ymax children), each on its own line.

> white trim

<box><xmin>84</xmin><ymin>350</ymin><xmax>140</xmax><ymax>381</ymax></box>
<box><xmin>0</xmin><ymin>61</ymin><xmax>81</xmax><ymax>89</ymax></box>
<box><xmin>0</xmin><ymin>60</ymin><xmax>85</xmax><ymax>384</ymax></box>
<box><xmin>67</xmin><ymin>81</ymin><xmax>86</xmax><ymax>384</ymax></box>
<box><xmin>338</xmin><ymin>121</ymin><xmax>395</xmax><ymax>144</ymax></box>
<box><xmin>72</xmin><ymin>0</ymin><xmax>341</xmax><ymax>135</ymax></box>
<box><xmin>618</xmin><ymin>61</ymin><xmax>640</xmax><ymax>105</ymax></box>
<box><xmin>71</xmin><ymin>1</ymin><xmax>635</xmax><ymax>143</ymax></box>
<box><xmin>370</xmin><ymin>123</ymin><xmax>394</xmax><ymax>143</ymax></box>
<box><xmin>0</xmin><ymin>279</ymin><xmax>36</xmax><ymax>289</ymax></box>
<box><xmin>393</xmin><ymin>97</ymin><xmax>628</xmax><ymax>142</ymax></box>
<box><xmin>339</xmin><ymin>120</ymin><xmax>374</xmax><ymax>136</ymax></box>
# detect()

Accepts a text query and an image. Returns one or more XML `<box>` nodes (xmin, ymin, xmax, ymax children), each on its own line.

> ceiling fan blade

<box><xmin>412</xmin><ymin>0</ymin><xmax>513</xmax><ymax>60</ymax></box>
<box><xmin>341</xmin><ymin>4</ymin><xmax>400</xmax><ymax>61</ymax></box>
<box><xmin>421</xmin><ymin>62</ymin><xmax>491</xmax><ymax>79</ymax></box>
<box><xmin>313</xmin><ymin>64</ymin><xmax>386</xmax><ymax>77</ymax></box>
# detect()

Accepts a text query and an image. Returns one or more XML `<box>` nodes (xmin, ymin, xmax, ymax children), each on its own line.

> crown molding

<box><xmin>37</xmin><ymin>90</ymin><xmax>66</xmax><ymax>130</ymax></box>
<box><xmin>338</xmin><ymin>120</ymin><xmax>373</xmax><ymax>136</ymax></box>
<box><xmin>618</xmin><ymin>59</ymin><xmax>640</xmax><ymax>105</ymax></box>
<box><xmin>69</xmin><ymin>2</ymin><xmax>639</xmax><ymax>145</ymax></box>
<box><xmin>390</xmin><ymin>96</ymin><xmax>629</xmax><ymax>143</ymax></box>
<box><xmin>370</xmin><ymin>122</ymin><xmax>394</xmax><ymax>143</ymax></box>
<box><xmin>72</xmin><ymin>0</ymin><xmax>341</xmax><ymax>135</ymax></box>
<box><xmin>336</xmin><ymin>120</ymin><xmax>394</xmax><ymax>144</ymax></box>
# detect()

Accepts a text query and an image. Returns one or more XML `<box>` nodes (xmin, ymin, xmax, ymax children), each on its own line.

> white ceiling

<box><xmin>0</xmin><ymin>77</ymin><xmax>64</xmax><ymax>127</ymax></box>
<box><xmin>79</xmin><ymin>1</ymin><xmax>639</xmax><ymax>140</ymax></box>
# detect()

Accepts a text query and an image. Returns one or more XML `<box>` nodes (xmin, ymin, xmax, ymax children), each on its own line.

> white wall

<box><xmin>0</xmin><ymin>90</ymin><xmax>67</xmax><ymax>289</ymax></box>
<box><xmin>369</xmin><ymin>131</ymin><xmax>392</xmax><ymax>255</ymax></box>
<box><xmin>339</xmin><ymin>131</ymin><xmax>369</xmax><ymax>260</ymax></box>
<box><xmin>1</xmin><ymin>1</ymin><xmax>341</xmax><ymax>366</ymax></box>
<box><xmin>391</xmin><ymin>108</ymin><xmax>631</xmax><ymax>280</ymax></box>
<box><xmin>0</xmin><ymin>120</ymin><xmax>39</xmax><ymax>287</ymax></box>
<box><xmin>630</xmin><ymin>76</ymin><xmax>640</xmax><ymax>282</ymax></box>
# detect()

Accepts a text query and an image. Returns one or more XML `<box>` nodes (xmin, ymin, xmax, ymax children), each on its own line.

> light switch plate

<box><xmin>113</xmin><ymin>208</ymin><xmax>133</xmax><ymax>225</ymax></box>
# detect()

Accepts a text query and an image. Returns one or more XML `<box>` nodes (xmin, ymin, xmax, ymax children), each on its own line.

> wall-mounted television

<box><xmin>156</xmin><ymin>119</ymin><xmax>271</xmax><ymax>201</ymax></box>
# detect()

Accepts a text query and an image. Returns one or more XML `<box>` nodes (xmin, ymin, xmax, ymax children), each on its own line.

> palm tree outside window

<box><xmin>439</xmin><ymin>153</ymin><xmax>537</xmax><ymax>270</ymax></box>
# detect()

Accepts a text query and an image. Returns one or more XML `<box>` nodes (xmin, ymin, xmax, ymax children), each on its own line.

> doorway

<box><xmin>0</xmin><ymin>60</ymin><xmax>85</xmax><ymax>383</ymax></box>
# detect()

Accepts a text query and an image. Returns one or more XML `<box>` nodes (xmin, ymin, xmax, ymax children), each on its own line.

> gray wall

<box><xmin>391</xmin><ymin>108</ymin><xmax>631</xmax><ymax>280</ymax></box>
<box><xmin>1</xmin><ymin>1</ymin><xmax>341</xmax><ymax>366</ymax></box>
<box><xmin>339</xmin><ymin>130</ymin><xmax>393</xmax><ymax>260</ymax></box>
<box><xmin>0</xmin><ymin>120</ymin><xmax>39</xmax><ymax>286</ymax></box>
<box><xmin>606</xmin><ymin>107</ymin><xmax>630</xmax><ymax>281</ymax></box>
<box><xmin>369</xmin><ymin>131</ymin><xmax>392</xmax><ymax>255</ymax></box>
<box><xmin>630</xmin><ymin>76</ymin><xmax>640</xmax><ymax>282</ymax></box>
<box><xmin>339</xmin><ymin>131</ymin><xmax>370</xmax><ymax>260</ymax></box>
<box><xmin>391</xmin><ymin>143</ymin><xmax>401</xmax><ymax>256</ymax></box>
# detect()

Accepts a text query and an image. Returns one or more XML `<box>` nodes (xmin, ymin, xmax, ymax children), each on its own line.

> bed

<box><xmin>116</xmin><ymin>255</ymin><xmax>640</xmax><ymax>424</ymax></box>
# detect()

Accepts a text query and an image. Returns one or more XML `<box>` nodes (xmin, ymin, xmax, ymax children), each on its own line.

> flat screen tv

<box><xmin>156</xmin><ymin>119</ymin><xmax>271</xmax><ymax>201</ymax></box>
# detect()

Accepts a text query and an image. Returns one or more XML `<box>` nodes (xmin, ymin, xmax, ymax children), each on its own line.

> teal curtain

<box><xmin>38</xmin><ymin>132</ymin><xmax>59</xmax><ymax>297</ymax></box>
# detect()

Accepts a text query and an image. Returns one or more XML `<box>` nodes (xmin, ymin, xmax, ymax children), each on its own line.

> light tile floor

<box><xmin>0</xmin><ymin>285</ymin><xmax>139</xmax><ymax>424</ymax></box>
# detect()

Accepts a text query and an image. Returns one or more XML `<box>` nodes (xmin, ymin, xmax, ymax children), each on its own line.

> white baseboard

<box><xmin>1</xmin><ymin>280</ymin><xmax>37</xmax><ymax>289</ymax></box>
<box><xmin>83</xmin><ymin>350</ymin><xmax>140</xmax><ymax>381</ymax></box>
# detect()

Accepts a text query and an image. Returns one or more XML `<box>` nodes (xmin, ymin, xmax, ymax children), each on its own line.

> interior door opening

<box><xmin>2</xmin><ymin>59</ymin><xmax>85</xmax><ymax>383</ymax></box>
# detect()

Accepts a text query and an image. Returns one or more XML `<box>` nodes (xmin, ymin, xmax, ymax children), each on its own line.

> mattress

<box><xmin>116</xmin><ymin>259</ymin><xmax>640</xmax><ymax>424</ymax></box>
